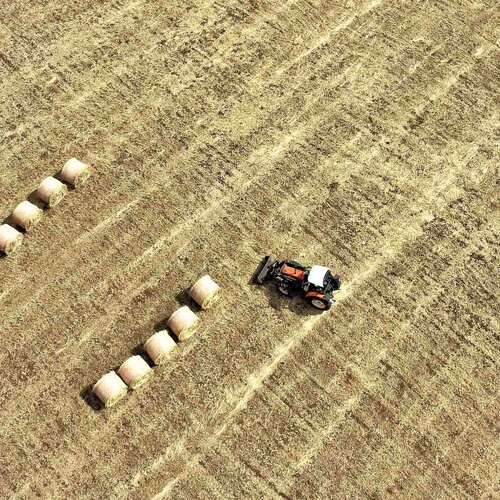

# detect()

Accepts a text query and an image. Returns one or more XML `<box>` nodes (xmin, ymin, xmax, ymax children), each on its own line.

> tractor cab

<box><xmin>305</xmin><ymin>265</ymin><xmax>330</xmax><ymax>288</ymax></box>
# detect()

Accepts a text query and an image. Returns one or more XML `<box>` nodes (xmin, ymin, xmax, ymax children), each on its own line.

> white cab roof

<box><xmin>308</xmin><ymin>265</ymin><xmax>329</xmax><ymax>286</ymax></box>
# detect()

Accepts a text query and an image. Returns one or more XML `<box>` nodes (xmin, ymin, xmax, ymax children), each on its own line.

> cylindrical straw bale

<box><xmin>118</xmin><ymin>355</ymin><xmax>153</xmax><ymax>389</ymax></box>
<box><xmin>167</xmin><ymin>306</ymin><xmax>199</xmax><ymax>341</ymax></box>
<box><xmin>12</xmin><ymin>201</ymin><xmax>43</xmax><ymax>231</ymax></box>
<box><xmin>37</xmin><ymin>176</ymin><xmax>68</xmax><ymax>207</ymax></box>
<box><xmin>60</xmin><ymin>158</ymin><xmax>91</xmax><ymax>187</ymax></box>
<box><xmin>0</xmin><ymin>224</ymin><xmax>23</xmax><ymax>255</ymax></box>
<box><xmin>144</xmin><ymin>330</ymin><xmax>177</xmax><ymax>365</ymax></box>
<box><xmin>189</xmin><ymin>275</ymin><xmax>221</xmax><ymax>309</ymax></box>
<box><xmin>92</xmin><ymin>371</ymin><xmax>128</xmax><ymax>407</ymax></box>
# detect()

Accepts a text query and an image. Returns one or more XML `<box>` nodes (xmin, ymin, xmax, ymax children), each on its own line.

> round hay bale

<box><xmin>61</xmin><ymin>158</ymin><xmax>91</xmax><ymax>187</ymax></box>
<box><xmin>144</xmin><ymin>330</ymin><xmax>177</xmax><ymax>365</ymax></box>
<box><xmin>92</xmin><ymin>371</ymin><xmax>128</xmax><ymax>407</ymax></box>
<box><xmin>0</xmin><ymin>224</ymin><xmax>23</xmax><ymax>255</ymax></box>
<box><xmin>37</xmin><ymin>176</ymin><xmax>68</xmax><ymax>207</ymax></box>
<box><xmin>12</xmin><ymin>201</ymin><xmax>43</xmax><ymax>231</ymax></box>
<box><xmin>167</xmin><ymin>306</ymin><xmax>200</xmax><ymax>341</ymax></box>
<box><xmin>118</xmin><ymin>355</ymin><xmax>153</xmax><ymax>389</ymax></box>
<box><xmin>189</xmin><ymin>275</ymin><xmax>221</xmax><ymax>309</ymax></box>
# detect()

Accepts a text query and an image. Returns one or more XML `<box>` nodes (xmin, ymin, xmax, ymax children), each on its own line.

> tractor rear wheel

<box><xmin>306</xmin><ymin>295</ymin><xmax>332</xmax><ymax>310</ymax></box>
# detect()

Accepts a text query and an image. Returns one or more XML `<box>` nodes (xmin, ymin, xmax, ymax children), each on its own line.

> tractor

<box><xmin>254</xmin><ymin>256</ymin><xmax>341</xmax><ymax>311</ymax></box>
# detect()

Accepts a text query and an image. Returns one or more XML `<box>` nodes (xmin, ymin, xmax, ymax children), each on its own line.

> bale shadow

<box><xmin>0</xmin><ymin>211</ymin><xmax>27</xmax><ymax>259</ymax></box>
<box><xmin>1</xmin><ymin>189</ymin><xmax>45</xmax><ymax>239</ymax></box>
<box><xmin>53</xmin><ymin>171</ymin><xmax>75</xmax><ymax>191</ymax></box>
<box><xmin>80</xmin><ymin>383</ymin><xmax>103</xmax><ymax>412</ymax></box>
<box><xmin>153</xmin><ymin>319</ymin><xmax>167</xmax><ymax>333</ymax></box>
<box><xmin>2</xmin><ymin>213</ymin><xmax>26</xmax><ymax>239</ymax></box>
<box><xmin>25</xmin><ymin>188</ymin><xmax>46</xmax><ymax>207</ymax></box>
<box><xmin>175</xmin><ymin>289</ymin><xmax>197</xmax><ymax>309</ymax></box>
<box><xmin>130</xmin><ymin>345</ymin><xmax>156</xmax><ymax>368</ymax></box>
<box><xmin>2</xmin><ymin>213</ymin><xmax>16</xmax><ymax>227</ymax></box>
<box><xmin>153</xmin><ymin>318</ymin><xmax>181</xmax><ymax>343</ymax></box>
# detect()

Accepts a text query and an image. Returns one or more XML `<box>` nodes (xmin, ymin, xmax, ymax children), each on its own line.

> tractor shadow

<box><xmin>254</xmin><ymin>281</ymin><xmax>324</xmax><ymax>317</ymax></box>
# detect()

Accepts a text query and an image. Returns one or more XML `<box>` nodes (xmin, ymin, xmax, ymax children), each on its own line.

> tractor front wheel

<box><xmin>306</xmin><ymin>295</ymin><xmax>332</xmax><ymax>311</ymax></box>
<box><xmin>278</xmin><ymin>284</ymin><xmax>292</xmax><ymax>296</ymax></box>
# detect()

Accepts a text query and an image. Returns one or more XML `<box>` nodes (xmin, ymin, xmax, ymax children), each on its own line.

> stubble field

<box><xmin>0</xmin><ymin>0</ymin><xmax>499</xmax><ymax>498</ymax></box>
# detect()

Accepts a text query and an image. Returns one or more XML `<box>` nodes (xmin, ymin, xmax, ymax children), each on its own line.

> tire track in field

<box><xmin>127</xmin><ymin>187</ymin><xmax>456</xmax><ymax>499</ymax></box>
<box><xmin>2</xmin><ymin>74</ymin><xmax>352</xmax><ymax>460</ymax></box>
<box><xmin>0</xmin><ymin>0</ymin><xmax>338</xmax><ymax>304</ymax></box>
<box><xmin>33</xmin><ymin>44</ymin><xmax>486</xmax><ymax>496</ymax></box>
<box><xmin>144</xmin><ymin>244</ymin><xmax>421</xmax><ymax>499</ymax></box>
<box><xmin>0</xmin><ymin>0</ymin><xmax>438</xmax><ymax>340</ymax></box>
<box><xmin>129</xmin><ymin>161</ymin><xmax>467</xmax><ymax>499</ymax></box>
<box><xmin>279</xmin><ymin>203</ymin><xmax>498</xmax><ymax>495</ymax></box>
<box><xmin>5</xmin><ymin>62</ymin><xmax>350</xmax><ymax>426</ymax></box>
<box><xmin>276</xmin><ymin>0</ymin><xmax>383</xmax><ymax>77</ymax></box>
<box><xmin>9</xmin><ymin>71</ymin><xmax>379</xmax><ymax>495</ymax></box>
<box><xmin>16</xmin><ymin>43</ymin><xmax>492</xmax><ymax>496</ymax></box>
<box><xmin>278</xmin><ymin>183</ymin><xmax>499</xmax><ymax>496</ymax></box>
<box><xmin>2</xmin><ymin>116</ymin><xmax>309</xmax><ymax>498</ymax></box>
<box><xmin>0</xmin><ymin>10</ymin><xmax>377</xmax><ymax>399</ymax></box>
<box><xmin>2</xmin><ymin>3</ymin><xmax>496</xmax><ymax>496</ymax></box>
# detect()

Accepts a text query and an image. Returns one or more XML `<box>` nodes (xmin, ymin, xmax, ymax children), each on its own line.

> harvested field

<box><xmin>0</xmin><ymin>1</ymin><xmax>499</xmax><ymax>499</ymax></box>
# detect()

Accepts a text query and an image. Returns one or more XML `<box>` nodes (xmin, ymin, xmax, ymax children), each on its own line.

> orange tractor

<box><xmin>255</xmin><ymin>256</ymin><xmax>341</xmax><ymax>311</ymax></box>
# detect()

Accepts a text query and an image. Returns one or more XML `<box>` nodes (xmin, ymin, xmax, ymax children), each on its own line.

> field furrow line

<box><xmin>144</xmin><ymin>143</ymin><xmax>492</xmax><ymax>498</ymax></box>
<box><xmin>0</xmin><ymin>22</ymin><xmax>384</xmax><ymax>396</ymax></box>
<box><xmin>128</xmin><ymin>171</ymin><xmax>465</xmax><ymax>498</ymax></box>
<box><xmin>0</xmin><ymin>0</ymin><xmax>352</xmax><ymax>306</ymax></box>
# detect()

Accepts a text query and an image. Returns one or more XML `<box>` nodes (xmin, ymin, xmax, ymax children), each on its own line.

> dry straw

<box><xmin>37</xmin><ymin>176</ymin><xmax>68</xmax><ymax>207</ymax></box>
<box><xmin>60</xmin><ymin>158</ymin><xmax>91</xmax><ymax>187</ymax></box>
<box><xmin>144</xmin><ymin>330</ymin><xmax>177</xmax><ymax>365</ymax></box>
<box><xmin>0</xmin><ymin>224</ymin><xmax>23</xmax><ymax>255</ymax></box>
<box><xmin>12</xmin><ymin>201</ymin><xmax>43</xmax><ymax>231</ymax></box>
<box><xmin>118</xmin><ymin>356</ymin><xmax>153</xmax><ymax>389</ymax></box>
<box><xmin>189</xmin><ymin>275</ymin><xmax>221</xmax><ymax>309</ymax></box>
<box><xmin>92</xmin><ymin>371</ymin><xmax>128</xmax><ymax>407</ymax></box>
<box><xmin>167</xmin><ymin>306</ymin><xmax>199</xmax><ymax>341</ymax></box>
